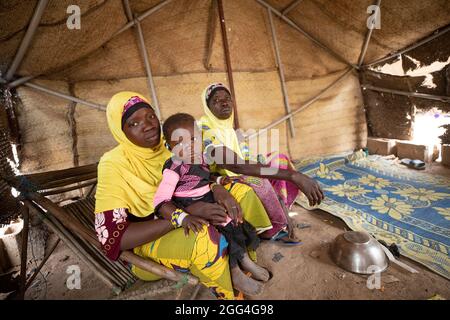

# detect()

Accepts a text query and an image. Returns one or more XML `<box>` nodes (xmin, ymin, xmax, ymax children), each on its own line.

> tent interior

<box><xmin>0</xmin><ymin>0</ymin><xmax>449</xmax><ymax>300</ymax></box>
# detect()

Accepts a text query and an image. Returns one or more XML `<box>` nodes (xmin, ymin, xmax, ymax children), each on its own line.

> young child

<box><xmin>153</xmin><ymin>113</ymin><xmax>270</xmax><ymax>295</ymax></box>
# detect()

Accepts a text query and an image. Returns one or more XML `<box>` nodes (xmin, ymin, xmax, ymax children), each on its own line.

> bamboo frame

<box><xmin>357</xmin><ymin>0</ymin><xmax>381</xmax><ymax>66</ymax></box>
<box><xmin>86</xmin><ymin>182</ymin><xmax>97</xmax><ymax>198</ymax></box>
<box><xmin>268</xmin><ymin>8</ymin><xmax>296</xmax><ymax>138</ymax></box>
<box><xmin>6</xmin><ymin>76</ymin><xmax>34</xmax><ymax>89</ymax></box>
<box><xmin>25</xmin><ymin>239</ymin><xmax>60</xmax><ymax>290</ymax></box>
<box><xmin>113</xmin><ymin>0</ymin><xmax>174</xmax><ymax>38</ymax></box>
<box><xmin>5</xmin><ymin>0</ymin><xmax>49</xmax><ymax>81</ymax></box>
<box><xmin>247</xmin><ymin>68</ymin><xmax>354</xmax><ymax>139</ymax></box>
<box><xmin>20</xmin><ymin>190</ymin><xmax>199</xmax><ymax>296</ymax></box>
<box><xmin>40</xmin><ymin>180</ymin><xmax>96</xmax><ymax>196</ymax></box>
<box><xmin>2</xmin><ymin>0</ymin><xmax>446</xmax><ymax>126</ymax></box>
<box><xmin>217</xmin><ymin>0</ymin><xmax>240</xmax><ymax>129</ymax></box>
<box><xmin>23</xmin><ymin>82</ymin><xmax>106</xmax><ymax>111</ymax></box>
<box><xmin>3</xmin><ymin>0</ymin><xmax>172</xmax><ymax>109</ymax></box>
<box><xmin>362</xmin><ymin>24</ymin><xmax>450</xmax><ymax>68</ymax></box>
<box><xmin>204</xmin><ymin>0</ymin><xmax>218</xmax><ymax>70</ymax></box>
<box><xmin>361</xmin><ymin>84</ymin><xmax>450</xmax><ymax>102</ymax></box>
<box><xmin>11</xmin><ymin>162</ymin><xmax>201</xmax><ymax>298</ymax></box>
<box><xmin>24</xmin><ymin>200</ymin><xmax>122</xmax><ymax>290</ymax></box>
<box><xmin>281</xmin><ymin>0</ymin><xmax>302</xmax><ymax>16</ymax></box>
<box><xmin>255</xmin><ymin>0</ymin><xmax>356</xmax><ymax>69</ymax></box>
<box><xmin>16</xmin><ymin>163</ymin><xmax>97</xmax><ymax>185</ymax></box>
<box><xmin>123</xmin><ymin>0</ymin><xmax>162</xmax><ymax>120</ymax></box>
<box><xmin>18</xmin><ymin>204</ymin><xmax>30</xmax><ymax>300</ymax></box>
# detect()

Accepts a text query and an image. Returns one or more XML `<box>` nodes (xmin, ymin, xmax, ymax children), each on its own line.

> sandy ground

<box><xmin>21</xmin><ymin>205</ymin><xmax>450</xmax><ymax>300</ymax></box>
<box><xmin>12</xmin><ymin>163</ymin><xmax>450</xmax><ymax>300</ymax></box>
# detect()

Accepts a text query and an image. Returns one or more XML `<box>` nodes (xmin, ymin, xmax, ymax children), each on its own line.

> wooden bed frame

<box><xmin>6</xmin><ymin>163</ymin><xmax>200</xmax><ymax>300</ymax></box>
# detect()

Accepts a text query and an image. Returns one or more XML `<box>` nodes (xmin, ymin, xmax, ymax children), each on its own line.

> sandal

<box><xmin>261</xmin><ymin>230</ymin><xmax>302</xmax><ymax>246</ymax></box>
<box><xmin>400</xmin><ymin>158</ymin><xmax>426</xmax><ymax>170</ymax></box>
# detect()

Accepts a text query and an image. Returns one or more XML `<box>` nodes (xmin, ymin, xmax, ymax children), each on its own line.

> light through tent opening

<box><xmin>1</xmin><ymin>87</ymin><xmax>22</xmax><ymax>227</ymax></box>
<box><xmin>0</xmin><ymin>142</ymin><xmax>21</xmax><ymax>228</ymax></box>
<box><xmin>370</xmin><ymin>55</ymin><xmax>450</xmax><ymax>88</ymax></box>
<box><xmin>412</xmin><ymin>108</ymin><xmax>450</xmax><ymax>162</ymax></box>
<box><xmin>8</xmin><ymin>143</ymin><xmax>21</xmax><ymax>199</ymax></box>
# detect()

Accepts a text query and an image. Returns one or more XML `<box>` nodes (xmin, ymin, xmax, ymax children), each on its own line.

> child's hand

<box><xmin>181</xmin><ymin>215</ymin><xmax>209</xmax><ymax>237</ymax></box>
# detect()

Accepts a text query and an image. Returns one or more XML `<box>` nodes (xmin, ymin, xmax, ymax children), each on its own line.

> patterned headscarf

<box><xmin>121</xmin><ymin>95</ymin><xmax>153</xmax><ymax>129</ymax></box>
<box><xmin>199</xmin><ymin>83</ymin><xmax>243</xmax><ymax>177</ymax></box>
<box><xmin>204</xmin><ymin>83</ymin><xmax>231</xmax><ymax>109</ymax></box>
<box><xmin>95</xmin><ymin>92</ymin><xmax>171</xmax><ymax>217</ymax></box>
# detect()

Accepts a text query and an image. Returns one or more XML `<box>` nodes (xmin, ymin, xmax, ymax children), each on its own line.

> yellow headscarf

<box><xmin>95</xmin><ymin>91</ymin><xmax>171</xmax><ymax>217</ymax></box>
<box><xmin>199</xmin><ymin>84</ymin><xmax>244</xmax><ymax>178</ymax></box>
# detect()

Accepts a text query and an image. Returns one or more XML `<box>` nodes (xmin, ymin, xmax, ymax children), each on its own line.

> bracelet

<box><xmin>210</xmin><ymin>182</ymin><xmax>220</xmax><ymax>191</ymax></box>
<box><xmin>171</xmin><ymin>208</ymin><xmax>188</xmax><ymax>228</ymax></box>
<box><xmin>216</xmin><ymin>176</ymin><xmax>223</xmax><ymax>185</ymax></box>
<box><xmin>177</xmin><ymin>212</ymin><xmax>188</xmax><ymax>226</ymax></box>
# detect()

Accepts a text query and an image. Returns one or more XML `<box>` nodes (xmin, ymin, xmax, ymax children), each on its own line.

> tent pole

<box><xmin>255</xmin><ymin>0</ymin><xmax>357</xmax><ymax>70</ymax></box>
<box><xmin>24</xmin><ymin>239</ymin><xmax>60</xmax><ymax>290</ymax></box>
<box><xmin>18</xmin><ymin>204</ymin><xmax>30</xmax><ymax>300</ymax></box>
<box><xmin>268</xmin><ymin>9</ymin><xmax>296</xmax><ymax>138</ymax></box>
<box><xmin>248</xmin><ymin>68</ymin><xmax>353</xmax><ymax>139</ymax></box>
<box><xmin>281</xmin><ymin>0</ymin><xmax>302</xmax><ymax>16</ymax></box>
<box><xmin>217</xmin><ymin>0</ymin><xmax>240</xmax><ymax>129</ymax></box>
<box><xmin>361</xmin><ymin>84</ymin><xmax>450</xmax><ymax>102</ymax></box>
<box><xmin>357</xmin><ymin>0</ymin><xmax>381</xmax><ymax>66</ymax></box>
<box><xmin>5</xmin><ymin>0</ymin><xmax>49</xmax><ymax>81</ymax></box>
<box><xmin>7</xmin><ymin>76</ymin><xmax>35</xmax><ymax>89</ymax></box>
<box><xmin>123</xmin><ymin>0</ymin><xmax>162</xmax><ymax>120</ymax></box>
<box><xmin>204</xmin><ymin>0</ymin><xmax>218</xmax><ymax>70</ymax></box>
<box><xmin>23</xmin><ymin>82</ymin><xmax>106</xmax><ymax>111</ymax></box>
<box><xmin>113</xmin><ymin>0</ymin><xmax>174</xmax><ymax>38</ymax></box>
<box><xmin>5</xmin><ymin>0</ymin><xmax>171</xmax><ymax>89</ymax></box>
<box><xmin>362</xmin><ymin>24</ymin><xmax>450</xmax><ymax>68</ymax></box>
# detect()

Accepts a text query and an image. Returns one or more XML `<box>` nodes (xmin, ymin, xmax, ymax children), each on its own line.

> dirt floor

<box><xmin>6</xmin><ymin>163</ymin><xmax>450</xmax><ymax>300</ymax></box>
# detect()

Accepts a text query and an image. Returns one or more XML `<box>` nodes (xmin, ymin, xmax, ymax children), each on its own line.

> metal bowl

<box><xmin>330</xmin><ymin>231</ymin><xmax>388</xmax><ymax>274</ymax></box>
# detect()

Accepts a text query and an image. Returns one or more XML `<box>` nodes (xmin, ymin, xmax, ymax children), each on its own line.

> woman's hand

<box><xmin>220</xmin><ymin>176</ymin><xmax>233</xmax><ymax>185</ymax></box>
<box><xmin>185</xmin><ymin>201</ymin><xmax>229</xmax><ymax>225</ymax></box>
<box><xmin>219</xmin><ymin>175</ymin><xmax>244</xmax><ymax>186</ymax></box>
<box><xmin>181</xmin><ymin>215</ymin><xmax>209</xmax><ymax>237</ymax></box>
<box><xmin>211</xmin><ymin>184</ymin><xmax>243</xmax><ymax>223</ymax></box>
<box><xmin>291</xmin><ymin>172</ymin><xmax>324</xmax><ymax>206</ymax></box>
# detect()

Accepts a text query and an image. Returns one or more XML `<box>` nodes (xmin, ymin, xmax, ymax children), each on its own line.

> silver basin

<box><xmin>330</xmin><ymin>231</ymin><xmax>389</xmax><ymax>274</ymax></box>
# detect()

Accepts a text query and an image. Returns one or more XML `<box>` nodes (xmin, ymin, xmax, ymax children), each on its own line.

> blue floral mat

<box><xmin>295</xmin><ymin>152</ymin><xmax>450</xmax><ymax>279</ymax></box>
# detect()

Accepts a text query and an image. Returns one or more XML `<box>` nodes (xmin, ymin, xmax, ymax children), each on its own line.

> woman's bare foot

<box><xmin>231</xmin><ymin>266</ymin><xmax>264</xmax><ymax>296</ymax></box>
<box><xmin>240</xmin><ymin>253</ymin><xmax>271</xmax><ymax>282</ymax></box>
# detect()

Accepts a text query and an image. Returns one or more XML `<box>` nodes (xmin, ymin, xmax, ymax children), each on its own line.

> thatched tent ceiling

<box><xmin>0</xmin><ymin>0</ymin><xmax>449</xmax><ymax>175</ymax></box>
<box><xmin>1</xmin><ymin>0</ymin><xmax>449</xmax><ymax>81</ymax></box>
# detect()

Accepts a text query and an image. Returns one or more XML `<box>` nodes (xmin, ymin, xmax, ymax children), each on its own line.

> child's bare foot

<box><xmin>240</xmin><ymin>253</ymin><xmax>271</xmax><ymax>282</ymax></box>
<box><xmin>231</xmin><ymin>266</ymin><xmax>264</xmax><ymax>296</ymax></box>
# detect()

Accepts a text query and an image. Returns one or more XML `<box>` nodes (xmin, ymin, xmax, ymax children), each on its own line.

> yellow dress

<box><xmin>95</xmin><ymin>91</ymin><xmax>272</xmax><ymax>299</ymax></box>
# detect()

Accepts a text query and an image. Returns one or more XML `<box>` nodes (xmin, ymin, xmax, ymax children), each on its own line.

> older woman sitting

<box><xmin>199</xmin><ymin>83</ymin><xmax>324</xmax><ymax>244</ymax></box>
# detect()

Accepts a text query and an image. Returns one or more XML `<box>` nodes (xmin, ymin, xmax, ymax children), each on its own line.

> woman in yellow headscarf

<box><xmin>199</xmin><ymin>83</ymin><xmax>324</xmax><ymax>243</ymax></box>
<box><xmin>94</xmin><ymin>91</ymin><xmax>272</xmax><ymax>299</ymax></box>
